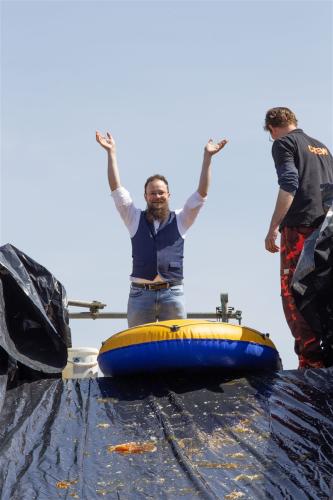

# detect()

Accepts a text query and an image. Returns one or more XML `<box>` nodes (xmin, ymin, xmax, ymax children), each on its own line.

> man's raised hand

<box><xmin>96</xmin><ymin>131</ymin><xmax>116</xmax><ymax>153</ymax></box>
<box><xmin>205</xmin><ymin>139</ymin><xmax>228</xmax><ymax>156</ymax></box>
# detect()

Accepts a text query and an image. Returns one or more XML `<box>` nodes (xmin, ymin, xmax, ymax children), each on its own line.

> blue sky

<box><xmin>1</xmin><ymin>0</ymin><xmax>332</xmax><ymax>369</ymax></box>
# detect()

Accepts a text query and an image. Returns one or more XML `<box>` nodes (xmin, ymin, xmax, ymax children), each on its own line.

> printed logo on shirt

<box><xmin>308</xmin><ymin>145</ymin><xmax>329</xmax><ymax>156</ymax></box>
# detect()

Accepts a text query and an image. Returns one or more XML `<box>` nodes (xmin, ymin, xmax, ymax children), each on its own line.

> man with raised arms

<box><xmin>96</xmin><ymin>131</ymin><xmax>227</xmax><ymax>327</ymax></box>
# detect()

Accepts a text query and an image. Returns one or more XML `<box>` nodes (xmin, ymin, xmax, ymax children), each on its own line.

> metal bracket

<box><xmin>67</xmin><ymin>300</ymin><xmax>106</xmax><ymax>319</ymax></box>
<box><xmin>216</xmin><ymin>293</ymin><xmax>242</xmax><ymax>325</ymax></box>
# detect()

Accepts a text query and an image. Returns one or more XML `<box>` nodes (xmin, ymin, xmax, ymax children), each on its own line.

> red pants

<box><xmin>280</xmin><ymin>226</ymin><xmax>324</xmax><ymax>366</ymax></box>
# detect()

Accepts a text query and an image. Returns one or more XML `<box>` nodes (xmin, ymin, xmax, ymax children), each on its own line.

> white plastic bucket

<box><xmin>62</xmin><ymin>347</ymin><xmax>99</xmax><ymax>379</ymax></box>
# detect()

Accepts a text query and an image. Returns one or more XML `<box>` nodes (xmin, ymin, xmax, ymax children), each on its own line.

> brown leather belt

<box><xmin>131</xmin><ymin>281</ymin><xmax>183</xmax><ymax>291</ymax></box>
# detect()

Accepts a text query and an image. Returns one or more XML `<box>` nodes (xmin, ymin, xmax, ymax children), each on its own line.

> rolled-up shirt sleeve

<box><xmin>111</xmin><ymin>186</ymin><xmax>141</xmax><ymax>237</ymax></box>
<box><xmin>272</xmin><ymin>140</ymin><xmax>299</xmax><ymax>194</ymax></box>
<box><xmin>176</xmin><ymin>191</ymin><xmax>207</xmax><ymax>237</ymax></box>
<box><xmin>275</xmin><ymin>162</ymin><xmax>299</xmax><ymax>193</ymax></box>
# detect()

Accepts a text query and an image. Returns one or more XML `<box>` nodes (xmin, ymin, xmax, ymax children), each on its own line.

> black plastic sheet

<box><xmin>0</xmin><ymin>370</ymin><xmax>333</xmax><ymax>499</ymax></box>
<box><xmin>292</xmin><ymin>193</ymin><xmax>333</xmax><ymax>364</ymax></box>
<box><xmin>0</xmin><ymin>244</ymin><xmax>71</xmax><ymax>382</ymax></box>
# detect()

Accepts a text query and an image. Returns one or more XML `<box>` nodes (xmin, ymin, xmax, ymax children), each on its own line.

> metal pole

<box><xmin>67</xmin><ymin>294</ymin><xmax>242</xmax><ymax>323</ymax></box>
<box><xmin>68</xmin><ymin>311</ymin><xmax>217</xmax><ymax>320</ymax></box>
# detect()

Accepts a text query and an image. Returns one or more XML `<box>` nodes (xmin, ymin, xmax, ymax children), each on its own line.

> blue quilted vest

<box><xmin>131</xmin><ymin>211</ymin><xmax>184</xmax><ymax>281</ymax></box>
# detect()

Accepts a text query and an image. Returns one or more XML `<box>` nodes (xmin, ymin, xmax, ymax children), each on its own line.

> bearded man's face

<box><xmin>144</xmin><ymin>179</ymin><xmax>170</xmax><ymax>222</ymax></box>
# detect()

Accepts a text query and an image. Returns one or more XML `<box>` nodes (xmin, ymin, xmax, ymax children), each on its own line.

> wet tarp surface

<box><xmin>0</xmin><ymin>369</ymin><xmax>333</xmax><ymax>499</ymax></box>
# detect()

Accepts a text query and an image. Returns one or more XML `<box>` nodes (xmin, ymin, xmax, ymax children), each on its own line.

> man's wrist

<box><xmin>203</xmin><ymin>152</ymin><xmax>212</xmax><ymax>167</ymax></box>
<box><xmin>107</xmin><ymin>150</ymin><xmax>117</xmax><ymax>160</ymax></box>
<box><xmin>269</xmin><ymin>223</ymin><xmax>279</xmax><ymax>234</ymax></box>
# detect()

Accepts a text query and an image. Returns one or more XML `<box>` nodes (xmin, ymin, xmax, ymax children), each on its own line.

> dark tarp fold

<box><xmin>0</xmin><ymin>244</ymin><xmax>71</xmax><ymax>385</ymax></box>
<box><xmin>292</xmin><ymin>187</ymin><xmax>333</xmax><ymax>365</ymax></box>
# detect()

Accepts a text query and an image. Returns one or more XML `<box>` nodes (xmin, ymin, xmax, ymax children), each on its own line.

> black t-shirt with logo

<box><xmin>272</xmin><ymin>129</ymin><xmax>333</xmax><ymax>229</ymax></box>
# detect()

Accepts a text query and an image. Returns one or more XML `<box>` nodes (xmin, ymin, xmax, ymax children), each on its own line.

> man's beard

<box><xmin>145</xmin><ymin>202</ymin><xmax>170</xmax><ymax>223</ymax></box>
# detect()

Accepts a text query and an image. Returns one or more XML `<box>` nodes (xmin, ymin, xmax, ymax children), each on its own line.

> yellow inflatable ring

<box><xmin>98</xmin><ymin>319</ymin><xmax>281</xmax><ymax>376</ymax></box>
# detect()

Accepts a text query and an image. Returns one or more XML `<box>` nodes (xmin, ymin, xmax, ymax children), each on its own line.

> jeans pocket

<box><xmin>129</xmin><ymin>288</ymin><xmax>144</xmax><ymax>298</ymax></box>
<box><xmin>169</xmin><ymin>285</ymin><xmax>184</xmax><ymax>297</ymax></box>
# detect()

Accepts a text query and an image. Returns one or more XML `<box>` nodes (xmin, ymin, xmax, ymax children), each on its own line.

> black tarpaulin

<box><xmin>292</xmin><ymin>190</ymin><xmax>333</xmax><ymax>364</ymax></box>
<box><xmin>0</xmin><ymin>243</ymin><xmax>71</xmax><ymax>380</ymax></box>
<box><xmin>0</xmin><ymin>370</ymin><xmax>333</xmax><ymax>499</ymax></box>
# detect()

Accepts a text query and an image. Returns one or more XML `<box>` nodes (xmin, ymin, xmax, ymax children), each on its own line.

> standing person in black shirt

<box><xmin>264</xmin><ymin>107</ymin><xmax>333</xmax><ymax>369</ymax></box>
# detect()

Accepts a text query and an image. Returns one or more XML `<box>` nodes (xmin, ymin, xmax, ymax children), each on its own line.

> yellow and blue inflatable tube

<box><xmin>98</xmin><ymin>320</ymin><xmax>281</xmax><ymax>376</ymax></box>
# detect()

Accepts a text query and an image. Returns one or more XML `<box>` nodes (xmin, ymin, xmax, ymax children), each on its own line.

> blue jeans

<box><xmin>127</xmin><ymin>284</ymin><xmax>186</xmax><ymax>328</ymax></box>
